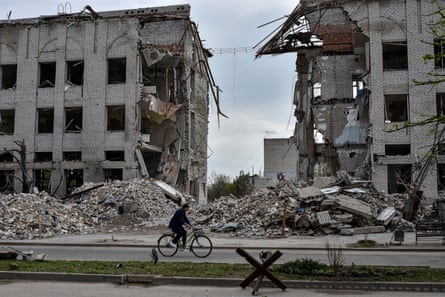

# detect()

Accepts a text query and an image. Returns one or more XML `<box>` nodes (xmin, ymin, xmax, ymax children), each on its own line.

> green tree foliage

<box><xmin>207</xmin><ymin>174</ymin><xmax>230</xmax><ymax>201</ymax></box>
<box><xmin>231</xmin><ymin>172</ymin><xmax>254</xmax><ymax>198</ymax></box>
<box><xmin>207</xmin><ymin>172</ymin><xmax>254</xmax><ymax>201</ymax></box>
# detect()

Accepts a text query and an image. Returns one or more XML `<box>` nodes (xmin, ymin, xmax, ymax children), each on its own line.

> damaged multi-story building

<box><xmin>0</xmin><ymin>4</ymin><xmax>220</xmax><ymax>203</ymax></box>
<box><xmin>257</xmin><ymin>0</ymin><xmax>445</xmax><ymax>202</ymax></box>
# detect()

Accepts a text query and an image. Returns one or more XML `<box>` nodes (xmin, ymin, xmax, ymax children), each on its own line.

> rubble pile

<box><xmin>0</xmin><ymin>192</ymin><xmax>88</xmax><ymax>239</ymax></box>
<box><xmin>70</xmin><ymin>179</ymin><xmax>178</xmax><ymax>230</ymax></box>
<box><xmin>0</xmin><ymin>175</ymin><xmax>423</xmax><ymax>240</ymax></box>
<box><xmin>0</xmin><ymin>179</ymin><xmax>179</xmax><ymax>240</ymax></box>
<box><xmin>192</xmin><ymin>180</ymin><xmax>416</xmax><ymax>237</ymax></box>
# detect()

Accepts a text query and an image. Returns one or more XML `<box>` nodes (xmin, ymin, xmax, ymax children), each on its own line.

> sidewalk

<box><xmin>2</xmin><ymin>230</ymin><xmax>444</xmax><ymax>251</ymax></box>
<box><xmin>1</xmin><ymin>231</ymin><xmax>445</xmax><ymax>292</ymax></box>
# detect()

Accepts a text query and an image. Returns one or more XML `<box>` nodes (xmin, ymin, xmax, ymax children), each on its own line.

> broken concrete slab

<box><xmin>332</xmin><ymin>194</ymin><xmax>373</xmax><ymax>219</ymax></box>
<box><xmin>376</xmin><ymin>206</ymin><xmax>397</xmax><ymax>226</ymax></box>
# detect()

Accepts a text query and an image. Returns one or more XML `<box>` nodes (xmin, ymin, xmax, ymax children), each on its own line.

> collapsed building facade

<box><xmin>257</xmin><ymin>0</ymin><xmax>445</xmax><ymax>202</ymax></box>
<box><xmin>0</xmin><ymin>4</ymin><xmax>220</xmax><ymax>202</ymax></box>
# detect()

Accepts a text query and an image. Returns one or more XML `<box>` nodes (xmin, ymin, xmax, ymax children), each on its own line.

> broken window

<box><xmin>353</xmin><ymin>79</ymin><xmax>364</xmax><ymax>98</ymax></box>
<box><xmin>312</xmin><ymin>82</ymin><xmax>321</xmax><ymax>100</ymax></box>
<box><xmin>38</xmin><ymin>108</ymin><xmax>54</xmax><ymax>133</ymax></box>
<box><xmin>66</xmin><ymin>60</ymin><xmax>84</xmax><ymax>86</ymax></box>
<box><xmin>0</xmin><ymin>170</ymin><xmax>14</xmax><ymax>192</ymax></box>
<box><xmin>0</xmin><ymin>152</ymin><xmax>13</xmax><ymax>162</ymax></box>
<box><xmin>438</xmin><ymin>143</ymin><xmax>445</xmax><ymax>155</ymax></box>
<box><xmin>105</xmin><ymin>150</ymin><xmax>125</xmax><ymax>161</ymax></box>
<box><xmin>34</xmin><ymin>152</ymin><xmax>52</xmax><ymax>162</ymax></box>
<box><xmin>65</xmin><ymin>169</ymin><xmax>83</xmax><ymax>194</ymax></box>
<box><xmin>141</xmin><ymin>151</ymin><xmax>162</xmax><ymax>178</ymax></box>
<box><xmin>439</xmin><ymin>164</ymin><xmax>445</xmax><ymax>191</ymax></box>
<box><xmin>0</xmin><ymin>109</ymin><xmax>15</xmax><ymax>135</ymax></box>
<box><xmin>63</xmin><ymin>151</ymin><xmax>82</xmax><ymax>161</ymax></box>
<box><xmin>191</xmin><ymin>112</ymin><xmax>196</xmax><ymax>149</ymax></box>
<box><xmin>107</xmin><ymin>105</ymin><xmax>125</xmax><ymax>131</ymax></box>
<box><xmin>34</xmin><ymin>169</ymin><xmax>51</xmax><ymax>192</ymax></box>
<box><xmin>382</xmin><ymin>42</ymin><xmax>408</xmax><ymax>70</ymax></box>
<box><xmin>65</xmin><ymin>107</ymin><xmax>82</xmax><ymax>133</ymax></box>
<box><xmin>140</xmin><ymin>115</ymin><xmax>152</xmax><ymax>134</ymax></box>
<box><xmin>437</xmin><ymin>93</ymin><xmax>445</xmax><ymax>116</ymax></box>
<box><xmin>434</xmin><ymin>39</ymin><xmax>445</xmax><ymax>68</ymax></box>
<box><xmin>384</xmin><ymin>94</ymin><xmax>408</xmax><ymax>123</ymax></box>
<box><xmin>104</xmin><ymin>168</ymin><xmax>123</xmax><ymax>181</ymax></box>
<box><xmin>39</xmin><ymin>62</ymin><xmax>56</xmax><ymax>88</ymax></box>
<box><xmin>1</xmin><ymin>64</ymin><xmax>17</xmax><ymax>89</ymax></box>
<box><xmin>387</xmin><ymin>164</ymin><xmax>412</xmax><ymax>194</ymax></box>
<box><xmin>385</xmin><ymin>144</ymin><xmax>410</xmax><ymax>156</ymax></box>
<box><xmin>108</xmin><ymin>58</ymin><xmax>126</xmax><ymax>84</ymax></box>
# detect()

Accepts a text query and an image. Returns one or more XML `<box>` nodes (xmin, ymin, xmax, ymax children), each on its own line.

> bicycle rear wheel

<box><xmin>157</xmin><ymin>234</ymin><xmax>178</xmax><ymax>257</ymax></box>
<box><xmin>190</xmin><ymin>234</ymin><xmax>213</xmax><ymax>258</ymax></box>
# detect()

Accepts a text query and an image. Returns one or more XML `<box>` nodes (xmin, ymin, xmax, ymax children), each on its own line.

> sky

<box><xmin>0</xmin><ymin>0</ymin><xmax>298</xmax><ymax>182</ymax></box>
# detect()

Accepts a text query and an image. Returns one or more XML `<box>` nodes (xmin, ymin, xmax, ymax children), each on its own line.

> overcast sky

<box><xmin>1</xmin><ymin>0</ymin><xmax>297</xmax><ymax>182</ymax></box>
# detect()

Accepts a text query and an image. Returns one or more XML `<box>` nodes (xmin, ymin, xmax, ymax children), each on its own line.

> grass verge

<box><xmin>0</xmin><ymin>260</ymin><xmax>445</xmax><ymax>282</ymax></box>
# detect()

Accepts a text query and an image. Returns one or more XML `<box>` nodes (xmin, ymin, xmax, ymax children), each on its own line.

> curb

<box><xmin>0</xmin><ymin>272</ymin><xmax>444</xmax><ymax>292</ymax></box>
<box><xmin>2</xmin><ymin>241</ymin><xmax>445</xmax><ymax>252</ymax></box>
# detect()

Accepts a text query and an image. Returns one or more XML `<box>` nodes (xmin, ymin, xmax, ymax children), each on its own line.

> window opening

<box><xmin>38</xmin><ymin>108</ymin><xmax>54</xmax><ymax>133</ymax></box>
<box><xmin>65</xmin><ymin>107</ymin><xmax>82</xmax><ymax>133</ymax></box>
<box><xmin>66</xmin><ymin>60</ymin><xmax>84</xmax><ymax>86</ymax></box>
<box><xmin>0</xmin><ymin>170</ymin><xmax>14</xmax><ymax>193</ymax></box>
<box><xmin>0</xmin><ymin>152</ymin><xmax>13</xmax><ymax>162</ymax></box>
<box><xmin>438</xmin><ymin>143</ymin><xmax>445</xmax><ymax>155</ymax></box>
<box><xmin>34</xmin><ymin>169</ymin><xmax>51</xmax><ymax>192</ymax></box>
<box><xmin>385</xmin><ymin>144</ymin><xmax>411</xmax><ymax>155</ymax></box>
<box><xmin>63</xmin><ymin>151</ymin><xmax>82</xmax><ymax>161</ymax></box>
<box><xmin>434</xmin><ymin>39</ymin><xmax>445</xmax><ymax>68</ymax></box>
<box><xmin>107</xmin><ymin>105</ymin><xmax>125</xmax><ymax>131</ymax></box>
<box><xmin>141</xmin><ymin>151</ymin><xmax>162</xmax><ymax>177</ymax></box>
<box><xmin>1</xmin><ymin>64</ymin><xmax>17</xmax><ymax>89</ymax></box>
<box><xmin>108</xmin><ymin>58</ymin><xmax>126</xmax><ymax>84</ymax></box>
<box><xmin>105</xmin><ymin>150</ymin><xmax>125</xmax><ymax>161</ymax></box>
<box><xmin>353</xmin><ymin>79</ymin><xmax>364</xmax><ymax>98</ymax></box>
<box><xmin>39</xmin><ymin>62</ymin><xmax>56</xmax><ymax>88</ymax></box>
<box><xmin>104</xmin><ymin>168</ymin><xmax>123</xmax><ymax>181</ymax></box>
<box><xmin>384</xmin><ymin>94</ymin><xmax>408</xmax><ymax>123</ymax></box>
<box><xmin>387</xmin><ymin>164</ymin><xmax>412</xmax><ymax>194</ymax></box>
<box><xmin>312</xmin><ymin>82</ymin><xmax>321</xmax><ymax>100</ymax></box>
<box><xmin>437</xmin><ymin>93</ymin><xmax>445</xmax><ymax>116</ymax></box>
<box><xmin>439</xmin><ymin>164</ymin><xmax>445</xmax><ymax>191</ymax></box>
<box><xmin>0</xmin><ymin>109</ymin><xmax>15</xmax><ymax>135</ymax></box>
<box><xmin>140</xmin><ymin>115</ymin><xmax>152</xmax><ymax>134</ymax></box>
<box><xmin>65</xmin><ymin>169</ymin><xmax>83</xmax><ymax>194</ymax></box>
<box><xmin>382</xmin><ymin>42</ymin><xmax>408</xmax><ymax>70</ymax></box>
<box><xmin>35</xmin><ymin>152</ymin><xmax>52</xmax><ymax>162</ymax></box>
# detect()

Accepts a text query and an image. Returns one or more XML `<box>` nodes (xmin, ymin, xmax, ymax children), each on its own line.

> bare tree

<box><xmin>0</xmin><ymin>139</ymin><xmax>33</xmax><ymax>193</ymax></box>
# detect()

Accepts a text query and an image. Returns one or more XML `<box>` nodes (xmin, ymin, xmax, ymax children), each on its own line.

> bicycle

<box><xmin>157</xmin><ymin>227</ymin><xmax>213</xmax><ymax>258</ymax></box>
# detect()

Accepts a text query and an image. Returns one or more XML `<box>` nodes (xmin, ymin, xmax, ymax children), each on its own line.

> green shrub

<box><xmin>276</xmin><ymin>258</ymin><xmax>329</xmax><ymax>275</ymax></box>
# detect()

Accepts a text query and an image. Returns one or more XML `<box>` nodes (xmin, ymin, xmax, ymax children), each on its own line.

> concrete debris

<box><xmin>0</xmin><ymin>178</ymin><xmax>178</xmax><ymax>240</ymax></box>
<box><xmin>0</xmin><ymin>175</ymin><xmax>424</xmax><ymax>240</ymax></box>
<box><xmin>193</xmin><ymin>179</ymin><xmax>419</xmax><ymax>237</ymax></box>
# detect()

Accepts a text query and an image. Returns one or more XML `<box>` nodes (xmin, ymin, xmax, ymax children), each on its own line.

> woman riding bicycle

<box><xmin>168</xmin><ymin>203</ymin><xmax>192</xmax><ymax>248</ymax></box>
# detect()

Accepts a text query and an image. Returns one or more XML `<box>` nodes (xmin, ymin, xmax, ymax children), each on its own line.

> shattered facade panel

<box><xmin>0</xmin><ymin>5</ymin><xmax>216</xmax><ymax>203</ymax></box>
<box><xmin>257</xmin><ymin>0</ymin><xmax>443</xmax><ymax>201</ymax></box>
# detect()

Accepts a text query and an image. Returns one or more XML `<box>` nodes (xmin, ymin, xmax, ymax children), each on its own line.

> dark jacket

<box><xmin>168</xmin><ymin>208</ymin><xmax>191</xmax><ymax>230</ymax></box>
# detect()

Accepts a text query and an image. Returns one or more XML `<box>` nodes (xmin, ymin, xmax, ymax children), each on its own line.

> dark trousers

<box><xmin>172</xmin><ymin>226</ymin><xmax>187</xmax><ymax>246</ymax></box>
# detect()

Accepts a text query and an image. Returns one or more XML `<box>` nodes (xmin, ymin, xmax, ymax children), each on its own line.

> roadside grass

<box><xmin>1</xmin><ymin>260</ymin><xmax>445</xmax><ymax>282</ymax></box>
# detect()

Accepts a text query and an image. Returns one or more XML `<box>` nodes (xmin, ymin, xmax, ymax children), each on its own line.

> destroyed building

<box><xmin>256</xmin><ymin>0</ymin><xmax>445</xmax><ymax>202</ymax></box>
<box><xmin>0</xmin><ymin>4</ymin><xmax>221</xmax><ymax>202</ymax></box>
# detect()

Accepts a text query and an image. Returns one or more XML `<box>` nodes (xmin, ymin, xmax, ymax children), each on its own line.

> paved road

<box><xmin>0</xmin><ymin>281</ymin><xmax>444</xmax><ymax>297</ymax></box>
<box><xmin>7</xmin><ymin>245</ymin><xmax>445</xmax><ymax>267</ymax></box>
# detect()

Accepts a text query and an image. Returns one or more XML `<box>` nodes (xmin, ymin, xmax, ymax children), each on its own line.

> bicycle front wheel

<box><xmin>190</xmin><ymin>234</ymin><xmax>213</xmax><ymax>258</ymax></box>
<box><xmin>157</xmin><ymin>234</ymin><xmax>178</xmax><ymax>257</ymax></box>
